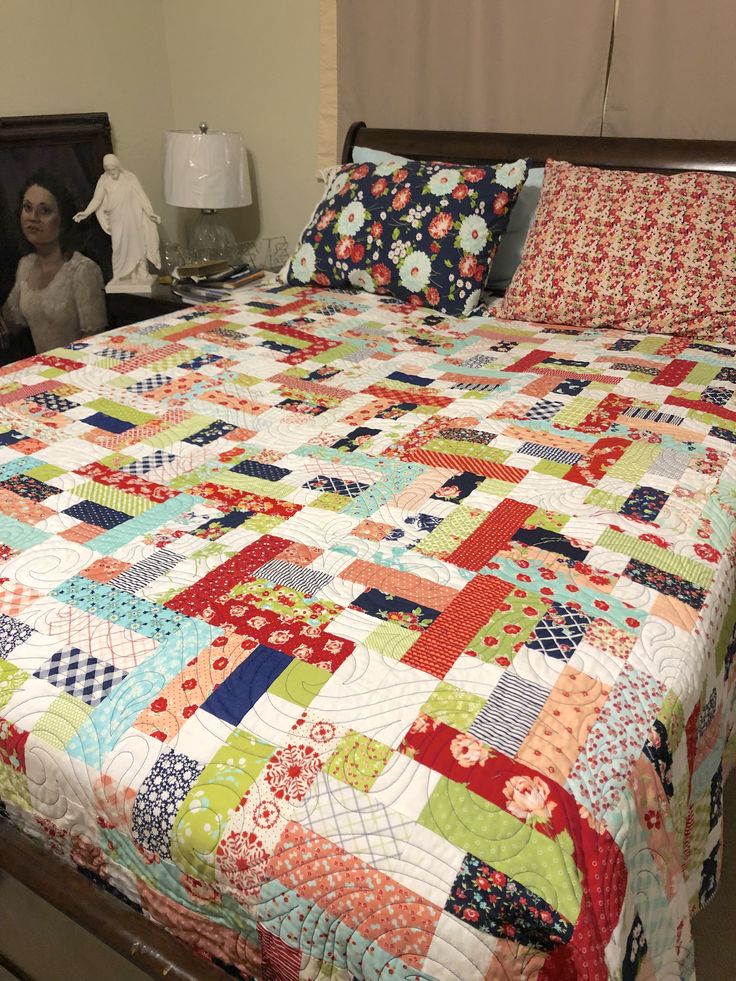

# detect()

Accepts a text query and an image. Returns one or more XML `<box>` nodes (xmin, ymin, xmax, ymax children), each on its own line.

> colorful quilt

<box><xmin>1</xmin><ymin>284</ymin><xmax>735</xmax><ymax>981</ymax></box>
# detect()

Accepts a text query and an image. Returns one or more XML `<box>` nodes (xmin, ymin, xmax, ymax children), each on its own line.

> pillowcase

<box><xmin>351</xmin><ymin>148</ymin><xmax>545</xmax><ymax>292</ymax></box>
<box><xmin>352</xmin><ymin>145</ymin><xmax>410</xmax><ymax>167</ymax></box>
<box><xmin>497</xmin><ymin>159</ymin><xmax>736</xmax><ymax>335</ymax></box>
<box><xmin>285</xmin><ymin>156</ymin><xmax>529</xmax><ymax>317</ymax></box>
<box><xmin>486</xmin><ymin>167</ymin><xmax>545</xmax><ymax>289</ymax></box>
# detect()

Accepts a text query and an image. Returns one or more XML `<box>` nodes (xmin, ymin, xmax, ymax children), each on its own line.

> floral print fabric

<box><xmin>286</xmin><ymin>156</ymin><xmax>529</xmax><ymax>316</ymax></box>
<box><xmin>497</xmin><ymin>159</ymin><xmax>736</xmax><ymax>336</ymax></box>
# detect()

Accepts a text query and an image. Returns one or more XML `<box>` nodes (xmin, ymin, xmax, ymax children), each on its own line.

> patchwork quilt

<box><xmin>1</xmin><ymin>284</ymin><xmax>735</xmax><ymax>981</ymax></box>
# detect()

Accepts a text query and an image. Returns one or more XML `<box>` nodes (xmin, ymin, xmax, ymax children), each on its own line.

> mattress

<box><xmin>1</xmin><ymin>283</ymin><xmax>735</xmax><ymax>981</ymax></box>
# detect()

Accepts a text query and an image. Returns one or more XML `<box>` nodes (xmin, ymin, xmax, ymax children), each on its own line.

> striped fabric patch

<box><xmin>254</xmin><ymin>559</ymin><xmax>332</xmax><ymax>596</ymax></box>
<box><xmin>518</xmin><ymin>442</ymin><xmax>582</xmax><ymax>465</ymax></box>
<box><xmin>469</xmin><ymin>671</ymin><xmax>550</xmax><ymax>756</ymax></box>
<box><xmin>108</xmin><ymin>549</ymin><xmax>183</xmax><ymax>594</ymax></box>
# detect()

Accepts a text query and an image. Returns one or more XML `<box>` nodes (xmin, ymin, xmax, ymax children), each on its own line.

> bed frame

<box><xmin>2</xmin><ymin>120</ymin><xmax>736</xmax><ymax>981</ymax></box>
<box><xmin>342</xmin><ymin>121</ymin><xmax>736</xmax><ymax>176</ymax></box>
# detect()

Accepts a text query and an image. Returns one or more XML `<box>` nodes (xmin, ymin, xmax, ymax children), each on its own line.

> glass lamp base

<box><xmin>189</xmin><ymin>211</ymin><xmax>236</xmax><ymax>261</ymax></box>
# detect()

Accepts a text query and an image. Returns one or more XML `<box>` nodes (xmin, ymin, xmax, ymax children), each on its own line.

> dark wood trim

<box><xmin>0</xmin><ymin>821</ymin><xmax>230</xmax><ymax>981</ymax></box>
<box><xmin>342</xmin><ymin>121</ymin><xmax>736</xmax><ymax>175</ymax></box>
<box><xmin>0</xmin><ymin>113</ymin><xmax>112</xmax><ymax>152</ymax></box>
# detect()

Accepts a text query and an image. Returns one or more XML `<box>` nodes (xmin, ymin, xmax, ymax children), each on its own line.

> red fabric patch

<box><xmin>502</xmin><ymin>349</ymin><xmax>551</xmax><ymax>374</ymax></box>
<box><xmin>666</xmin><ymin>395</ymin><xmax>736</xmax><ymax>424</ymax></box>
<box><xmin>654</xmin><ymin>359</ymin><xmax>697</xmax><ymax>387</ymax></box>
<box><xmin>165</xmin><ymin>535</ymin><xmax>290</xmax><ymax>618</ymax></box>
<box><xmin>449</xmin><ymin>500</ymin><xmax>537</xmax><ymax>571</ymax></box>
<box><xmin>0</xmin><ymin>718</ymin><xmax>28</xmax><ymax>771</ymax></box>
<box><xmin>575</xmin><ymin>394</ymin><xmax>634</xmax><ymax>435</ymax></box>
<box><xmin>74</xmin><ymin>462</ymin><xmax>179</xmax><ymax>503</ymax></box>
<box><xmin>407</xmin><ymin>449</ymin><xmax>528</xmax><ymax>483</ymax></box>
<box><xmin>564</xmin><ymin>437</ymin><xmax>630</xmax><ymax>487</ymax></box>
<box><xmin>365</xmin><ymin>385</ymin><xmax>454</xmax><ymax>408</ymax></box>
<box><xmin>192</xmin><ymin>483</ymin><xmax>301</xmax><ymax>517</ymax></box>
<box><xmin>403</xmin><ymin>575</ymin><xmax>513</xmax><ymax>678</ymax></box>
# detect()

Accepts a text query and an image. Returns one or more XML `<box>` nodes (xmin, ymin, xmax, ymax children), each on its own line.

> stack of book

<box><xmin>171</xmin><ymin>260</ymin><xmax>265</xmax><ymax>304</ymax></box>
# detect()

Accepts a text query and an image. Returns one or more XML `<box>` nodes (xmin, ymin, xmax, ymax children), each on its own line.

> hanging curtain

<box><xmin>602</xmin><ymin>0</ymin><xmax>736</xmax><ymax>139</ymax></box>
<box><xmin>322</xmin><ymin>0</ymin><xmax>616</xmax><ymax>164</ymax></box>
<box><xmin>318</xmin><ymin>0</ymin><xmax>338</xmax><ymax>172</ymax></box>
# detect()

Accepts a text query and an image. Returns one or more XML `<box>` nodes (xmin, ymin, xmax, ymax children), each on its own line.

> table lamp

<box><xmin>163</xmin><ymin>122</ymin><xmax>251</xmax><ymax>261</ymax></box>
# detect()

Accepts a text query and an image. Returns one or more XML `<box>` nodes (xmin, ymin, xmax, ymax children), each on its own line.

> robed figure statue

<box><xmin>74</xmin><ymin>154</ymin><xmax>161</xmax><ymax>293</ymax></box>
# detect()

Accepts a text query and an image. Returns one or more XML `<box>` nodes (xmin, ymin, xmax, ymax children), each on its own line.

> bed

<box><xmin>1</xmin><ymin>123</ymin><xmax>735</xmax><ymax>981</ymax></box>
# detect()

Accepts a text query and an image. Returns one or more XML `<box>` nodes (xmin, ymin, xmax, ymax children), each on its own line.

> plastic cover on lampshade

<box><xmin>163</xmin><ymin>130</ymin><xmax>252</xmax><ymax>209</ymax></box>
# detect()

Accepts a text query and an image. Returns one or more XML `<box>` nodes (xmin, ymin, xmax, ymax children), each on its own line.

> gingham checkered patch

<box><xmin>34</xmin><ymin>647</ymin><xmax>127</xmax><ymax>707</ymax></box>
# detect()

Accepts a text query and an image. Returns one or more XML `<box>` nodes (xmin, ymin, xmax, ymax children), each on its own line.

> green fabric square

<box><xmin>268</xmin><ymin>659</ymin><xmax>331</xmax><ymax>708</ymax></box>
<box><xmin>0</xmin><ymin>662</ymin><xmax>29</xmax><ymax>712</ymax></box>
<box><xmin>243</xmin><ymin>513</ymin><xmax>283</xmax><ymax>533</ymax></box>
<box><xmin>171</xmin><ymin>729</ymin><xmax>274</xmax><ymax>880</ymax></box>
<box><xmin>31</xmin><ymin>692</ymin><xmax>93</xmax><ymax>750</ymax></box>
<box><xmin>533</xmin><ymin>460</ymin><xmax>570</xmax><ymax>478</ymax></box>
<box><xmin>364</xmin><ymin>621</ymin><xmax>416</xmax><ymax>660</ymax></box>
<box><xmin>25</xmin><ymin>463</ymin><xmax>65</xmax><ymax>482</ymax></box>
<box><xmin>311</xmin><ymin>492</ymin><xmax>349</xmax><ymax>512</ymax></box>
<box><xmin>421</xmin><ymin>681</ymin><xmax>486</xmax><ymax>731</ymax></box>
<box><xmin>326</xmin><ymin>731</ymin><xmax>393</xmax><ymax>792</ymax></box>
<box><xmin>0</xmin><ymin>766</ymin><xmax>30</xmax><ymax>809</ymax></box>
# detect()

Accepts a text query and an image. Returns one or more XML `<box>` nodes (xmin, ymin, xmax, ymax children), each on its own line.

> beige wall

<box><xmin>163</xmin><ymin>0</ymin><xmax>322</xmax><ymax>251</ymax></box>
<box><xmin>0</xmin><ymin>0</ymin><xmax>177</xmax><ymax>236</ymax></box>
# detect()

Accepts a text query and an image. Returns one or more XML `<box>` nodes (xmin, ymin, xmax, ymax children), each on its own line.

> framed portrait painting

<box><xmin>0</xmin><ymin>112</ymin><xmax>114</xmax><ymax>361</ymax></box>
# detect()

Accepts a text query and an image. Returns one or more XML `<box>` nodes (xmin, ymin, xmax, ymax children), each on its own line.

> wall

<box><xmin>0</xmin><ymin>0</ymin><xmax>177</xmax><ymax>237</ymax></box>
<box><xmin>163</xmin><ymin>0</ymin><xmax>322</xmax><ymax>252</ymax></box>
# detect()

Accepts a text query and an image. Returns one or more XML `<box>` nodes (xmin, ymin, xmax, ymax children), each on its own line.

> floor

<box><xmin>1</xmin><ymin>784</ymin><xmax>736</xmax><ymax>979</ymax></box>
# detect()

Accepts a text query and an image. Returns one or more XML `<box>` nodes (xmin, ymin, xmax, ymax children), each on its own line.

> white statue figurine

<box><xmin>74</xmin><ymin>154</ymin><xmax>161</xmax><ymax>294</ymax></box>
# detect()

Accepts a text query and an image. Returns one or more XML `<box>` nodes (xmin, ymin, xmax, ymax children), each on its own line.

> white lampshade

<box><xmin>163</xmin><ymin>128</ymin><xmax>251</xmax><ymax>210</ymax></box>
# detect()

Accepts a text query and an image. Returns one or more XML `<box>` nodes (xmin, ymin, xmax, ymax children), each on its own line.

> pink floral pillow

<box><xmin>496</xmin><ymin>160</ymin><xmax>736</xmax><ymax>336</ymax></box>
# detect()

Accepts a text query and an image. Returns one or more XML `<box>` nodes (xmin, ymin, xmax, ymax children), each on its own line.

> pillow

<box><xmin>486</xmin><ymin>167</ymin><xmax>545</xmax><ymax>289</ymax></box>
<box><xmin>497</xmin><ymin>159</ymin><xmax>736</xmax><ymax>335</ymax></box>
<box><xmin>285</xmin><ymin>157</ymin><xmax>529</xmax><ymax>317</ymax></box>
<box><xmin>351</xmin><ymin>149</ymin><xmax>545</xmax><ymax>292</ymax></box>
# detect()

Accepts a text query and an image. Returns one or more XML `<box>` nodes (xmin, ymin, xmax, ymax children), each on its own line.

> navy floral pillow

<box><xmin>286</xmin><ymin>157</ymin><xmax>529</xmax><ymax>317</ymax></box>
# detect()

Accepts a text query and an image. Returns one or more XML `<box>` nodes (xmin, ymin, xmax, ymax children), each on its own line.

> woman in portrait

<box><xmin>1</xmin><ymin>170</ymin><xmax>107</xmax><ymax>354</ymax></box>
<box><xmin>74</xmin><ymin>154</ymin><xmax>160</xmax><ymax>288</ymax></box>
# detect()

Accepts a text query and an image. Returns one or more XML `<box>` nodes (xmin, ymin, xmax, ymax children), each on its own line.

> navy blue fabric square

<box><xmin>431</xmin><ymin>471</ymin><xmax>485</xmax><ymax>504</ymax></box>
<box><xmin>34</xmin><ymin>646</ymin><xmax>127</xmax><ymax>707</ymax></box>
<box><xmin>201</xmin><ymin>645</ymin><xmax>293</xmax><ymax>725</ymax></box>
<box><xmin>64</xmin><ymin>500</ymin><xmax>132</xmax><ymax>529</ymax></box>
<box><xmin>332</xmin><ymin>427</ymin><xmax>379</xmax><ymax>451</ymax></box>
<box><xmin>620</xmin><ymin>486</ymin><xmax>669</xmax><ymax>523</ymax></box>
<box><xmin>709</xmin><ymin>425</ymin><xmax>736</xmax><ymax>444</ymax></box>
<box><xmin>194</xmin><ymin>510</ymin><xmax>252</xmax><ymax>539</ymax></box>
<box><xmin>387</xmin><ymin>371</ymin><xmax>432</xmax><ymax>387</ymax></box>
<box><xmin>131</xmin><ymin>750</ymin><xmax>204</xmax><ymax>860</ymax></box>
<box><xmin>285</xmin><ymin>157</ymin><xmax>529</xmax><ymax>317</ymax></box>
<box><xmin>230</xmin><ymin>459</ymin><xmax>292</xmax><ymax>481</ymax></box>
<box><xmin>83</xmin><ymin>412</ymin><xmax>136</xmax><ymax>433</ymax></box>
<box><xmin>553</xmin><ymin>378</ymin><xmax>591</xmax><ymax>396</ymax></box>
<box><xmin>0</xmin><ymin>613</ymin><xmax>33</xmax><ymax>659</ymax></box>
<box><xmin>350</xmin><ymin>588</ymin><xmax>440</xmax><ymax>630</ymax></box>
<box><xmin>527</xmin><ymin>602</ymin><xmax>592</xmax><ymax>660</ymax></box>
<box><xmin>183</xmin><ymin>419</ymin><xmax>237</xmax><ymax>445</ymax></box>
<box><xmin>179</xmin><ymin>353</ymin><xmax>223</xmax><ymax>370</ymax></box>
<box><xmin>304</xmin><ymin>475</ymin><xmax>370</xmax><ymax>498</ymax></box>
<box><xmin>0</xmin><ymin>429</ymin><xmax>25</xmax><ymax>446</ymax></box>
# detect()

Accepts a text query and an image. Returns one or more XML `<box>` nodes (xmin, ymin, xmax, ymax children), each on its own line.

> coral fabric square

<box><xmin>497</xmin><ymin>159</ymin><xmax>736</xmax><ymax>336</ymax></box>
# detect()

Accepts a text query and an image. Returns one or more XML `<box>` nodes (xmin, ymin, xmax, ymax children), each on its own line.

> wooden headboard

<box><xmin>342</xmin><ymin>121</ymin><xmax>736</xmax><ymax>176</ymax></box>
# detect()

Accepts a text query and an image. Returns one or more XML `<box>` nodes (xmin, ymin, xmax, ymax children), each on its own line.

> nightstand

<box><xmin>106</xmin><ymin>283</ymin><xmax>190</xmax><ymax>329</ymax></box>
